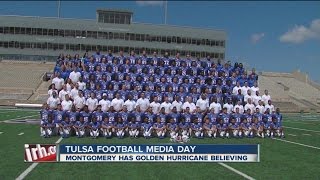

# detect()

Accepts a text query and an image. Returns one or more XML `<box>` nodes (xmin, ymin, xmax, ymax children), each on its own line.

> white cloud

<box><xmin>250</xmin><ymin>33</ymin><xmax>265</xmax><ymax>44</ymax></box>
<box><xmin>136</xmin><ymin>1</ymin><xmax>164</xmax><ymax>6</ymax></box>
<box><xmin>279</xmin><ymin>19</ymin><xmax>320</xmax><ymax>44</ymax></box>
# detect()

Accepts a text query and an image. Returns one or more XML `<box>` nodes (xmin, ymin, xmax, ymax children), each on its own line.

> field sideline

<box><xmin>0</xmin><ymin>109</ymin><xmax>319</xmax><ymax>180</ymax></box>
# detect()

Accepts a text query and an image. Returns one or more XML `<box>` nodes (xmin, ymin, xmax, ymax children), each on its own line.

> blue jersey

<box><xmin>169</xmin><ymin>113</ymin><xmax>180</xmax><ymax>123</ymax></box>
<box><xmin>67</xmin><ymin>111</ymin><xmax>78</xmax><ymax>123</ymax></box>
<box><xmin>183</xmin><ymin>113</ymin><xmax>192</xmax><ymax>124</ymax></box>
<box><xmin>102</xmin><ymin>121</ymin><xmax>114</xmax><ymax>128</ymax></box>
<box><xmin>116</xmin><ymin>122</ymin><xmax>126</xmax><ymax>129</ymax></box>
<box><xmin>203</xmin><ymin>122</ymin><xmax>213</xmax><ymax>129</ymax></box>
<box><xmin>154</xmin><ymin>122</ymin><xmax>165</xmax><ymax>129</ymax></box>
<box><xmin>229</xmin><ymin>123</ymin><xmax>239</xmax><ymax>129</ymax></box>
<box><xmin>93</xmin><ymin>111</ymin><xmax>104</xmax><ymax>122</ymax></box>
<box><xmin>179</xmin><ymin>123</ymin><xmax>190</xmax><ymax>130</ymax></box>
<box><xmin>129</xmin><ymin>122</ymin><xmax>140</xmax><ymax>129</ymax></box>
<box><xmin>207</xmin><ymin>113</ymin><xmax>218</xmax><ymax>124</ymax></box>
<box><xmin>159</xmin><ymin>114</ymin><xmax>167</xmax><ymax>123</ymax></box>
<box><xmin>141</xmin><ymin>122</ymin><xmax>153</xmax><ymax>131</ymax></box>
<box><xmin>106</xmin><ymin>112</ymin><xmax>116</xmax><ymax>124</ymax></box>
<box><xmin>217</xmin><ymin>123</ymin><xmax>228</xmax><ymax>130</ymax></box>
<box><xmin>254</xmin><ymin>113</ymin><xmax>263</xmax><ymax>122</ymax></box>
<box><xmin>143</xmin><ymin>113</ymin><xmax>154</xmax><ymax>123</ymax></box>
<box><xmin>264</xmin><ymin>114</ymin><xmax>273</xmax><ymax>122</ymax></box>
<box><xmin>220</xmin><ymin>113</ymin><xmax>230</xmax><ymax>124</ymax></box>
<box><xmin>167</xmin><ymin>123</ymin><xmax>178</xmax><ymax>131</ymax></box>
<box><xmin>75</xmin><ymin>121</ymin><xmax>87</xmax><ymax>129</ymax></box>
<box><xmin>273</xmin><ymin>113</ymin><xmax>283</xmax><ymax>126</ymax></box>
<box><xmin>61</xmin><ymin>121</ymin><xmax>72</xmax><ymax>127</ymax></box>
<box><xmin>99</xmin><ymin>80</ymin><xmax>108</xmax><ymax>90</ymax></box>
<box><xmin>41</xmin><ymin>120</ymin><xmax>55</xmax><ymax>128</ymax></box>
<box><xmin>118</xmin><ymin>112</ymin><xmax>130</xmax><ymax>123</ymax></box>
<box><xmin>193</xmin><ymin>113</ymin><xmax>203</xmax><ymax>123</ymax></box>
<box><xmin>192</xmin><ymin>123</ymin><xmax>203</xmax><ymax>130</ymax></box>
<box><xmin>106</xmin><ymin>90</ymin><xmax>114</xmax><ymax>100</ymax></box>
<box><xmin>40</xmin><ymin>109</ymin><xmax>51</xmax><ymax>121</ymax></box>
<box><xmin>232</xmin><ymin>113</ymin><xmax>242</xmax><ymax>124</ymax></box>
<box><xmin>243</xmin><ymin>114</ymin><xmax>253</xmax><ymax>123</ymax></box>
<box><xmin>89</xmin><ymin>121</ymin><xmax>100</xmax><ymax>130</ymax></box>
<box><xmin>53</xmin><ymin>110</ymin><xmax>65</xmax><ymax>123</ymax></box>
<box><xmin>241</xmin><ymin>122</ymin><xmax>251</xmax><ymax>129</ymax></box>
<box><xmin>80</xmin><ymin>111</ymin><xmax>91</xmax><ymax>123</ymax></box>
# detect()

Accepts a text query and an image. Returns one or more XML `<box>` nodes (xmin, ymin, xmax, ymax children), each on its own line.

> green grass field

<box><xmin>0</xmin><ymin>108</ymin><xmax>319</xmax><ymax>180</ymax></box>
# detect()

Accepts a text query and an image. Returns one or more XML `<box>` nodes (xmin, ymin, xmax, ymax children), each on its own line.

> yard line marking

<box><xmin>18</xmin><ymin>132</ymin><xmax>24</xmax><ymax>136</ymax></box>
<box><xmin>3</xmin><ymin>114</ymin><xmax>38</xmax><ymax>121</ymax></box>
<box><xmin>283</xmin><ymin>126</ymin><xmax>320</xmax><ymax>133</ymax></box>
<box><xmin>16</xmin><ymin>137</ymin><xmax>63</xmax><ymax>180</ymax></box>
<box><xmin>288</xmin><ymin>134</ymin><xmax>297</xmax><ymax>136</ymax></box>
<box><xmin>302</xmin><ymin>134</ymin><xmax>311</xmax><ymax>136</ymax></box>
<box><xmin>0</xmin><ymin>132</ymin><xmax>3</xmax><ymax>134</ymax></box>
<box><xmin>218</xmin><ymin>163</ymin><xmax>255</xmax><ymax>180</ymax></box>
<box><xmin>273</xmin><ymin>138</ymin><xmax>320</xmax><ymax>150</ymax></box>
<box><xmin>284</xmin><ymin>121</ymin><xmax>315</xmax><ymax>125</ymax></box>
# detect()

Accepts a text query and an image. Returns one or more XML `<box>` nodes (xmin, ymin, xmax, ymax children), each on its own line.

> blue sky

<box><xmin>1</xmin><ymin>1</ymin><xmax>319</xmax><ymax>82</ymax></box>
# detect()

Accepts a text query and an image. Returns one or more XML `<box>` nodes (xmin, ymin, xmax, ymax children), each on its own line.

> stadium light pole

<box><xmin>58</xmin><ymin>0</ymin><xmax>61</xmax><ymax>18</ymax></box>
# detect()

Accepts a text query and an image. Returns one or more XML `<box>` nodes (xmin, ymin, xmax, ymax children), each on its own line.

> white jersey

<box><xmin>150</xmin><ymin>102</ymin><xmax>161</xmax><ymax>114</ymax></box>
<box><xmin>196</xmin><ymin>99</ymin><xmax>209</xmax><ymax>111</ymax></box>
<box><xmin>182</xmin><ymin>102</ymin><xmax>196</xmax><ymax>113</ymax></box>
<box><xmin>73</xmin><ymin>96</ymin><xmax>85</xmax><ymax>110</ymax></box>
<box><xmin>99</xmin><ymin>99</ymin><xmax>111</xmax><ymax>112</ymax></box>
<box><xmin>233</xmin><ymin>104</ymin><xmax>244</xmax><ymax>114</ymax></box>
<box><xmin>223</xmin><ymin>103</ymin><xmax>234</xmax><ymax>114</ymax></box>
<box><xmin>61</xmin><ymin>100</ymin><xmax>73</xmax><ymax>111</ymax></box>
<box><xmin>66</xmin><ymin>83</ymin><xmax>72</xmax><ymax>93</ymax></box>
<box><xmin>253</xmin><ymin>96</ymin><xmax>262</xmax><ymax>106</ymax></box>
<box><xmin>250</xmin><ymin>86</ymin><xmax>259</xmax><ymax>96</ymax></box>
<box><xmin>136</xmin><ymin>98</ymin><xmax>150</xmax><ymax>112</ymax></box>
<box><xmin>47</xmin><ymin>97</ymin><xmax>60</xmax><ymax>109</ymax></box>
<box><xmin>70</xmin><ymin>88</ymin><xmax>79</xmax><ymax>99</ymax></box>
<box><xmin>262</xmin><ymin>94</ymin><xmax>271</xmax><ymax>105</ymax></box>
<box><xmin>77</xmin><ymin>81</ymin><xmax>86</xmax><ymax>91</ymax></box>
<box><xmin>209</xmin><ymin>102</ymin><xmax>222</xmax><ymax>114</ymax></box>
<box><xmin>160</xmin><ymin>102</ymin><xmax>172</xmax><ymax>114</ymax></box>
<box><xmin>48</xmin><ymin>89</ymin><xmax>58</xmax><ymax>97</ymax></box>
<box><xmin>52</xmin><ymin>77</ymin><xmax>64</xmax><ymax>90</ymax></box>
<box><xmin>232</xmin><ymin>86</ymin><xmax>241</xmax><ymax>95</ymax></box>
<box><xmin>171</xmin><ymin>100</ymin><xmax>183</xmax><ymax>112</ymax></box>
<box><xmin>86</xmin><ymin>98</ymin><xmax>99</xmax><ymax>112</ymax></box>
<box><xmin>244</xmin><ymin>103</ymin><xmax>255</xmax><ymax>114</ymax></box>
<box><xmin>256</xmin><ymin>105</ymin><xmax>265</xmax><ymax>114</ymax></box>
<box><xmin>244</xmin><ymin>94</ymin><xmax>253</xmax><ymax>103</ymax></box>
<box><xmin>241</xmin><ymin>86</ymin><xmax>250</xmax><ymax>96</ymax></box>
<box><xmin>124</xmin><ymin>100</ymin><xmax>136</xmax><ymax>112</ymax></box>
<box><xmin>58</xmin><ymin>90</ymin><xmax>69</xmax><ymax>101</ymax></box>
<box><xmin>69</xmin><ymin>71</ymin><xmax>81</xmax><ymax>84</ymax></box>
<box><xmin>264</xmin><ymin>104</ymin><xmax>275</xmax><ymax>113</ymax></box>
<box><xmin>111</xmin><ymin>98</ymin><xmax>124</xmax><ymax>112</ymax></box>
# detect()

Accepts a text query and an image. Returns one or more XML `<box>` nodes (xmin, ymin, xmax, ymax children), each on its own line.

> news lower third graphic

<box><xmin>25</xmin><ymin>144</ymin><xmax>260</xmax><ymax>162</ymax></box>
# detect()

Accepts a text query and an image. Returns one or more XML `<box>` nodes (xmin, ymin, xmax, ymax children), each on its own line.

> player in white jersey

<box><xmin>171</xmin><ymin>95</ymin><xmax>183</xmax><ymax>113</ymax></box>
<box><xmin>74</xmin><ymin>91</ymin><xmax>85</xmax><ymax>110</ymax></box>
<box><xmin>58</xmin><ymin>85</ymin><xmax>69</xmax><ymax>101</ymax></box>
<box><xmin>52</xmin><ymin>73</ymin><xmax>64</xmax><ymax>91</ymax></box>
<box><xmin>196</xmin><ymin>94</ymin><xmax>209</xmax><ymax>113</ymax></box>
<box><xmin>253</xmin><ymin>91</ymin><xmax>262</xmax><ymax>106</ymax></box>
<box><xmin>223</xmin><ymin>99</ymin><xmax>234</xmax><ymax>114</ymax></box>
<box><xmin>99</xmin><ymin>93</ymin><xmax>111</xmax><ymax>112</ymax></box>
<box><xmin>69</xmin><ymin>67</ymin><xmax>81</xmax><ymax>84</ymax></box>
<box><xmin>256</xmin><ymin>100</ymin><xmax>265</xmax><ymax>114</ymax></box>
<box><xmin>182</xmin><ymin>96</ymin><xmax>196</xmax><ymax>113</ymax></box>
<box><xmin>136</xmin><ymin>92</ymin><xmax>150</xmax><ymax>112</ymax></box>
<box><xmin>264</xmin><ymin>100</ymin><xmax>275</xmax><ymax>113</ymax></box>
<box><xmin>209</xmin><ymin>97</ymin><xmax>222</xmax><ymax>114</ymax></box>
<box><xmin>61</xmin><ymin>95</ymin><xmax>73</xmax><ymax>111</ymax></box>
<box><xmin>160</xmin><ymin>96</ymin><xmax>172</xmax><ymax>114</ymax></box>
<box><xmin>244</xmin><ymin>90</ymin><xmax>253</xmax><ymax>103</ymax></box>
<box><xmin>241</xmin><ymin>82</ymin><xmax>250</xmax><ymax>96</ymax></box>
<box><xmin>150</xmin><ymin>96</ymin><xmax>161</xmax><ymax>115</ymax></box>
<box><xmin>123</xmin><ymin>94</ymin><xmax>136</xmax><ymax>112</ymax></box>
<box><xmin>47</xmin><ymin>91</ymin><xmax>60</xmax><ymax>110</ymax></box>
<box><xmin>48</xmin><ymin>84</ymin><xmax>58</xmax><ymax>97</ymax></box>
<box><xmin>261</xmin><ymin>89</ymin><xmax>271</xmax><ymax>105</ymax></box>
<box><xmin>232</xmin><ymin>82</ymin><xmax>242</xmax><ymax>95</ymax></box>
<box><xmin>233</xmin><ymin>101</ymin><xmax>244</xmax><ymax>114</ymax></box>
<box><xmin>244</xmin><ymin>98</ymin><xmax>255</xmax><ymax>114</ymax></box>
<box><xmin>86</xmin><ymin>92</ymin><xmax>99</xmax><ymax>112</ymax></box>
<box><xmin>111</xmin><ymin>93</ymin><xmax>124</xmax><ymax>112</ymax></box>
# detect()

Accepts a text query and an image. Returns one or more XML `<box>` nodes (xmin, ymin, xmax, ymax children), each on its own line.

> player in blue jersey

<box><xmin>73</xmin><ymin>116</ymin><xmax>87</xmax><ymax>138</ymax></box>
<box><xmin>191</xmin><ymin>119</ymin><xmax>203</xmax><ymax>139</ymax></box>
<box><xmin>251</xmin><ymin>117</ymin><xmax>265</xmax><ymax>138</ymax></box>
<box><xmin>153</xmin><ymin>116</ymin><xmax>166</xmax><ymax>139</ymax></box>
<box><xmin>128</xmin><ymin>116</ymin><xmax>140</xmax><ymax>138</ymax></box>
<box><xmin>40</xmin><ymin>103</ymin><xmax>52</xmax><ymax>123</ymax></box>
<box><xmin>141</xmin><ymin>116</ymin><xmax>153</xmax><ymax>139</ymax></box>
<box><xmin>92</xmin><ymin>105</ymin><xmax>104</xmax><ymax>122</ymax></box>
<box><xmin>203</xmin><ymin>117</ymin><xmax>216</xmax><ymax>138</ymax></box>
<box><xmin>228</xmin><ymin>118</ymin><xmax>240</xmax><ymax>138</ymax></box>
<box><xmin>220</xmin><ymin>108</ymin><xmax>230</xmax><ymax>124</ymax></box>
<box><xmin>100</xmin><ymin>116</ymin><xmax>114</xmax><ymax>138</ymax></box>
<box><xmin>217</xmin><ymin>118</ymin><xmax>229</xmax><ymax>138</ymax></box>
<box><xmin>67</xmin><ymin>105</ymin><xmax>78</xmax><ymax>125</ymax></box>
<box><xmin>53</xmin><ymin>104</ymin><xmax>65</xmax><ymax>131</ymax></box>
<box><xmin>254</xmin><ymin>107</ymin><xmax>263</xmax><ymax>122</ymax></box>
<box><xmin>115</xmin><ymin>116</ymin><xmax>126</xmax><ymax>139</ymax></box>
<box><xmin>263</xmin><ymin>108</ymin><xmax>273</xmax><ymax>122</ymax></box>
<box><xmin>167</xmin><ymin>117</ymin><xmax>179</xmax><ymax>141</ymax></box>
<box><xmin>179</xmin><ymin>118</ymin><xmax>191</xmax><ymax>141</ymax></box>
<box><xmin>273</xmin><ymin>108</ymin><xmax>283</xmax><ymax>127</ymax></box>
<box><xmin>240</xmin><ymin>118</ymin><xmax>252</xmax><ymax>138</ymax></box>
<box><xmin>89</xmin><ymin>117</ymin><xmax>100</xmax><ymax>139</ymax></box>
<box><xmin>243</xmin><ymin>109</ymin><xmax>253</xmax><ymax>123</ymax></box>
<box><xmin>40</xmin><ymin>114</ymin><xmax>55</xmax><ymax>138</ymax></box>
<box><xmin>272</xmin><ymin>115</ymin><xmax>285</xmax><ymax>138</ymax></box>
<box><xmin>79</xmin><ymin>106</ymin><xmax>91</xmax><ymax>123</ymax></box>
<box><xmin>59</xmin><ymin>116</ymin><xmax>73</xmax><ymax>138</ymax></box>
<box><xmin>182</xmin><ymin>107</ymin><xmax>192</xmax><ymax>124</ymax></box>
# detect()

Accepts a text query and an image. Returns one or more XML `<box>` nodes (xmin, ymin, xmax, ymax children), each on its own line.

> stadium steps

<box><xmin>272</xmin><ymin>101</ymin><xmax>301</xmax><ymax>113</ymax></box>
<box><xmin>29</xmin><ymin>81</ymin><xmax>51</xmax><ymax>101</ymax></box>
